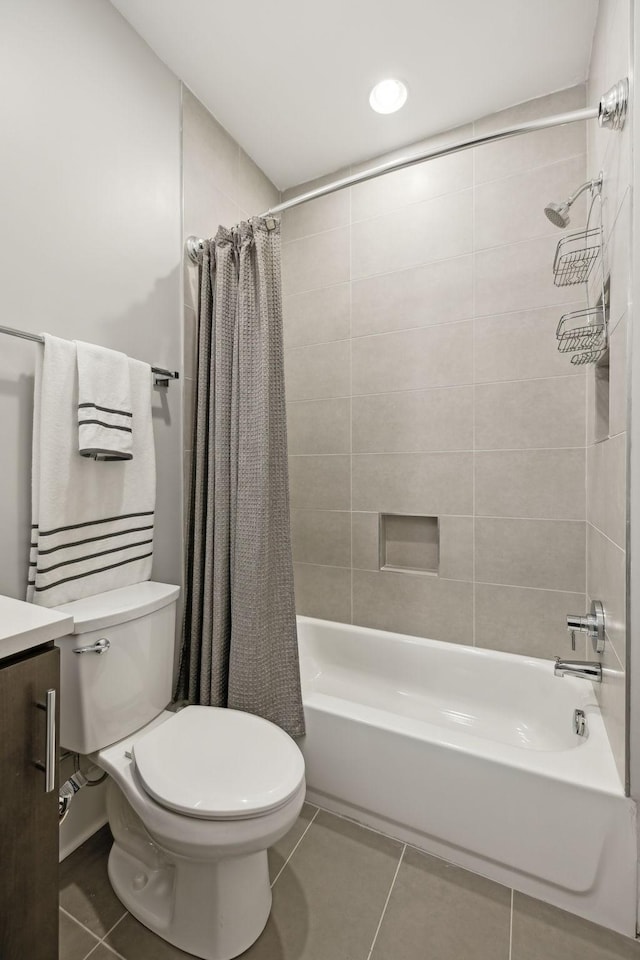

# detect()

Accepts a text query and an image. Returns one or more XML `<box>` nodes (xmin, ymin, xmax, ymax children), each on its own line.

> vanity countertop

<box><xmin>0</xmin><ymin>595</ymin><xmax>73</xmax><ymax>661</ymax></box>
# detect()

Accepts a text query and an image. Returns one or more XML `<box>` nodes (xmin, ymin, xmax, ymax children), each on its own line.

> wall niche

<box><xmin>379</xmin><ymin>514</ymin><xmax>439</xmax><ymax>575</ymax></box>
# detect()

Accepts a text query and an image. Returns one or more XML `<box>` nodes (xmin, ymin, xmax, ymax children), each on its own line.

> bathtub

<box><xmin>297</xmin><ymin>617</ymin><xmax>637</xmax><ymax>937</ymax></box>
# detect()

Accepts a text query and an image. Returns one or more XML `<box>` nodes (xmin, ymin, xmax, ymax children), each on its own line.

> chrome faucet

<box><xmin>554</xmin><ymin>658</ymin><xmax>602</xmax><ymax>682</ymax></box>
<box><xmin>566</xmin><ymin>600</ymin><xmax>605</xmax><ymax>653</ymax></box>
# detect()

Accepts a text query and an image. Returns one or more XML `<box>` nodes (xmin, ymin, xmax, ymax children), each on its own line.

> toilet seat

<box><xmin>132</xmin><ymin>705</ymin><xmax>305</xmax><ymax>821</ymax></box>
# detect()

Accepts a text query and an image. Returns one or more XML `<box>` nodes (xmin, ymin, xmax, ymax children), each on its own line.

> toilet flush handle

<box><xmin>73</xmin><ymin>637</ymin><xmax>111</xmax><ymax>655</ymax></box>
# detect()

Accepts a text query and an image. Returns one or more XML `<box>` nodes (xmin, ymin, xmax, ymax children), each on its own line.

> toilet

<box><xmin>54</xmin><ymin>581</ymin><xmax>306</xmax><ymax>960</ymax></box>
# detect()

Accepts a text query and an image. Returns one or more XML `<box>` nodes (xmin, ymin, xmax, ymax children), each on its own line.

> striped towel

<box><xmin>28</xmin><ymin>335</ymin><xmax>156</xmax><ymax>607</ymax></box>
<box><xmin>76</xmin><ymin>340</ymin><xmax>133</xmax><ymax>461</ymax></box>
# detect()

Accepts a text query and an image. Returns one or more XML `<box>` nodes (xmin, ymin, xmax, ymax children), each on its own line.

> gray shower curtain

<box><xmin>176</xmin><ymin>218</ymin><xmax>305</xmax><ymax>738</ymax></box>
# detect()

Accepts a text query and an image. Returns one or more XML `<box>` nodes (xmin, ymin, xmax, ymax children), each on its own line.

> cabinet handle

<box><xmin>35</xmin><ymin>689</ymin><xmax>56</xmax><ymax>793</ymax></box>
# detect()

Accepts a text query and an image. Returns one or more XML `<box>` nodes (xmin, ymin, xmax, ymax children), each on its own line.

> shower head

<box><xmin>544</xmin><ymin>201</ymin><xmax>571</xmax><ymax>229</ymax></box>
<box><xmin>544</xmin><ymin>174</ymin><xmax>603</xmax><ymax>229</ymax></box>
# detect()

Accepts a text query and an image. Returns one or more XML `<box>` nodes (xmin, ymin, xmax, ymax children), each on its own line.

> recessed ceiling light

<box><xmin>369</xmin><ymin>78</ymin><xmax>408</xmax><ymax>114</ymax></box>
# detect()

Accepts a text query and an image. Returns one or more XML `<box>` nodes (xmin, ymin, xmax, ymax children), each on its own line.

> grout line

<box><xmin>473</xmin><ymin>150</ymin><xmax>587</xmax><ymax>189</ymax></box>
<box><xmin>600</xmin><ymin>428</ymin><xmax>627</xmax><ymax>442</ymax></box>
<box><xmin>587</xmin><ymin>519</ymin><xmax>627</xmax><ymax>554</ymax></box>
<box><xmin>348</xmin><ymin>174</ymin><xmax>354</xmax><ymax>626</ymax></box>
<box><xmin>286</xmin><ymin>314</ymin><xmax>572</xmax><ymax>348</ymax></box>
<box><xmin>292</xmin><ymin>515</ymin><xmax>587</xmax><ymax>525</ymax></box>
<box><xmin>582</xmin><ymin>169</ymin><xmax>593</xmax><ymax>625</ymax></box>
<box><xmin>509</xmin><ymin>888</ymin><xmax>514</xmax><ymax>960</ymax></box>
<box><xmin>59</xmin><ymin>906</ymin><xmax>102</xmax><ymax>946</ymax></box>
<box><xmin>84</xmin><ymin>940</ymin><xmax>127</xmax><ymax>960</ymax></box>
<box><xmin>285</xmin><ymin>287</ymin><xmax>585</xmax><ymax>332</ymax></box>
<box><xmin>293</xmin><ymin>560</ymin><xmax>585</xmax><ymax>595</ymax></box>
<box><xmin>270</xmin><ymin>806</ymin><xmax>320</xmax><ymax>888</ymax></box>
<box><xmin>284</xmin><ymin>277</ymin><xmax>352</xmax><ymax>299</ymax></box>
<box><xmin>289</xmin><ymin>385</ymin><xmax>586</xmax><ymax>403</ymax></box>
<box><xmin>312</xmin><ymin>794</ymin><xmax>515</xmax><ymax>891</ymax></box>
<box><xmin>471</xmin><ymin>140</ymin><xmax>477</xmax><ymax>648</ymax></box>
<box><xmin>83</xmin><ymin>946</ymin><xmax>103</xmax><ymax>960</ymax></box>
<box><xmin>282</xmin><ymin>150</ymin><xmax>586</xmax><ymax>247</ymax></box>
<box><xmin>472</xmin><ymin>579</ymin><xmax>584</xmax><ymax>596</ymax></box>
<box><xmin>286</xmin><ymin>374</ymin><xmax>583</xmax><ymax>405</ymax></box>
<box><xmin>605</xmin><ymin>631</ymin><xmax>625</xmax><ymax>671</ymax></box>
<box><xmin>366</xmin><ymin>844</ymin><xmax>406</xmax><ymax>960</ymax></box>
<box><xmin>64</xmin><ymin>907</ymin><xmax>129</xmax><ymax>960</ymax></box>
<box><xmin>292</xmin><ymin>799</ymin><xmax>525</xmax><ymax>949</ymax></box>
<box><xmin>285</xmin><ymin>261</ymin><xmax>582</xmax><ymax>317</ymax></box>
<box><xmin>283</xmin><ymin>184</ymin><xmax>580</xmax><ymax>250</ymax></box>
<box><xmin>286</xmin><ymin>315</ymin><xmax>472</xmax><ymax>349</ymax></box>
<box><xmin>292</xmin><ymin>509</ymin><xmax>571</xmax><ymax>518</ymax></box>
<box><xmin>286</xmin><ymin>334</ymin><xmax>354</xmax><ymax>349</ymax></box>
<box><xmin>98</xmin><ymin>912</ymin><xmax>128</xmax><ymax>944</ymax></box>
<box><xmin>284</xmin><ymin>323</ymin><xmax>587</xmax><ymax>353</ymax></box>
<box><xmin>282</xmin><ymin>222</ymin><xmax>350</xmax><ymax>249</ymax></box>
<box><xmin>284</xmin><ymin>254</ymin><xmax>582</xmax><ymax>304</ymax></box>
<box><xmin>290</xmin><ymin>446</ymin><xmax>587</xmax><ymax>456</ymax></box>
<box><xmin>285</xmin><ymin>187</ymin><xmax>472</xmax><ymax>240</ymax></box>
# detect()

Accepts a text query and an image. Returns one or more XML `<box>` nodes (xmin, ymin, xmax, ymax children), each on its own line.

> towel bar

<box><xmin>0</xmin><ymin>323</ymin><xmax>180</xmax><ymax>388</ymax></box>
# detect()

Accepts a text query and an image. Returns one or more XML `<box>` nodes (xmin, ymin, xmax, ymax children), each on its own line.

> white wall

<box><xmin>0</xmin><ymin>0</ymin><xmax>183</xmax><ymax>855</ymax></box>
<box><xmin>0</xmin><ymin>0</ymin><xmax>183</xmax><ymax>601</ymax></box>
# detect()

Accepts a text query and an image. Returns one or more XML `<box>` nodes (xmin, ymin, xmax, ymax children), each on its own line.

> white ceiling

<box><xmin>110</xmin><ymin>0</ymin><xmax>599</xmax><ymax>190</ymax></box>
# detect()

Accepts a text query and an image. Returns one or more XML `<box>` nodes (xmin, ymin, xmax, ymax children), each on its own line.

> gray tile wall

<box><xmin>281</xmin><ymin>85</ymin><xmax>590</xmax><ymax>664</ymax></box>
<box><xmin>585</xmin><ymin>0</ymin><xmax>632</xmax><ymax>786</ymax></box>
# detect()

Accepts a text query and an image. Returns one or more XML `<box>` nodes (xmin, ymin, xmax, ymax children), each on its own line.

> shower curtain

<box><xmin>176</xmin><ymin>218</ymin><xmax>305</xmax><ymax>738</ymax></box>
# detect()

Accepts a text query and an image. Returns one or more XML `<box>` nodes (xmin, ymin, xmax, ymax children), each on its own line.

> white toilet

<box><xmin>54</xmin><ymin>581</ymin><xmax>306</xmax><ymax>960</ymax></box>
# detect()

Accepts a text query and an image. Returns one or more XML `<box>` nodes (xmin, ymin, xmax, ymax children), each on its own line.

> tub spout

<box><xmin>554</xmin><ymin>658</ymin><xmax>602</xmax><ymax>682</ymax></box>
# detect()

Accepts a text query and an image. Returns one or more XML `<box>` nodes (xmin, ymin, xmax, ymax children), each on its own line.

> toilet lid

<box><xmin>132</xmin><ymin>706</ymin><xmax>305</xmax><ymax>820</ymax></box>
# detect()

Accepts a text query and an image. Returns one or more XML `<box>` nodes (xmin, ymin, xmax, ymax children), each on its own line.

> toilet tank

<box><xmin>54</xmin><ymin>582</ymin><xmax>180</xmax><ymax>754</ymax></box>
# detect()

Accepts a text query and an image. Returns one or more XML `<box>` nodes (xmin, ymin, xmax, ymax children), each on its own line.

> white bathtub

<box><xmin>297</xmin><ymin>616</ymin><xmax>637</xmax><ymax>936</ymax></box>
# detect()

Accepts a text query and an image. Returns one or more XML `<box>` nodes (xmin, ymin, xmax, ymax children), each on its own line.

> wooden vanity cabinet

<box><xmin>0</xmin><ymin>643</ymin><xmax>60</xmax><ymax>960</ymax></box>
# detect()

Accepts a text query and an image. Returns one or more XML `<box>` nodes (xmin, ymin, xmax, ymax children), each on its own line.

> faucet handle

<box><xmin>566</xmin><ymin>601</ymin><xmax>605</xmax><ymax>654</ymax></box>
<box><xmin>567</xmin><ymin>615</ymin><xmax>586</xmax><ymax>652</ymax></box>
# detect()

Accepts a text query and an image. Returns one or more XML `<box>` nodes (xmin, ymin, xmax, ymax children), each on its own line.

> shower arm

<box><xmin>566</xmin><ymin>175</ymin><xmax>604</xmax><ymax>208</ymax></box>
<box><xmin>185</xmin><ymin>78</ymin><xmax>629</xmax><ymax>263</ymax></box>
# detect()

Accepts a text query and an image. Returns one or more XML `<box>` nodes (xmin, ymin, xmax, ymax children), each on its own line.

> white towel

<box><xmin>75</xmin><ymin>340</ymin><xmax>133</xmax><ymax>461</ymax></box>
<box><xmin>28</xmin><ymin>335</ymin><xmax>156</xmax><ymax>607</ymax></box>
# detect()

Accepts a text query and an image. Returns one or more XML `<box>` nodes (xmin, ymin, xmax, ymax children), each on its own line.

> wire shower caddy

<box><xmin>552</xmin><ymin>227</ymin><xmax>601</xmax><ymax>287</ymax></box>
<box><xmin>554</xmin><ymin>178</ymin><xmax>607</xmax><ymax>366</ymax></box>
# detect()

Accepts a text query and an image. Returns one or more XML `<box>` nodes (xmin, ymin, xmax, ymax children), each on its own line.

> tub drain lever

<box><xmin>573</xmin><ymin>709</ymin><xmax>587</xmax><ymax>737</ymax></box>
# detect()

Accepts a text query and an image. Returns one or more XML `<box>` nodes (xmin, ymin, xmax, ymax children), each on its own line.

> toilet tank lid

<box><xmin>54</xmin><ymin>582</ymin><xmax>180</xmax><ymax>634</ymax></box>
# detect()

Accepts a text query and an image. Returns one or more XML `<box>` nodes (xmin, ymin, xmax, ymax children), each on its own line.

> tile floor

<box><xmin>60</xmin><ymin>803</ymin><xmax>640</xmax><ymax>960</ymax></box>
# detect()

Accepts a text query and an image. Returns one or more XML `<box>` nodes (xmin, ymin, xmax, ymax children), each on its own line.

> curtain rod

<box><xmin>185</xmin><ymin>78</ymin><xmax>629</xmax><ymax>264</ymax></box>
<box><xmin>0</xmin><ymin>323</ymin><xmax>180</xmax><ymax>388</ymax></box>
